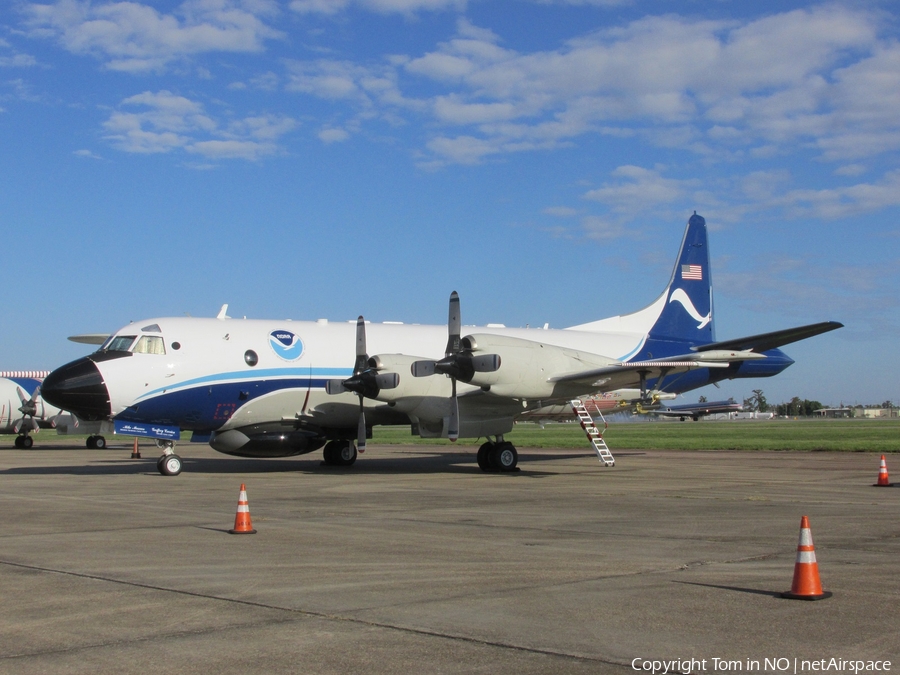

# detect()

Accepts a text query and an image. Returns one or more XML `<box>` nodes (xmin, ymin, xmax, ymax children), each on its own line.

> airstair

<box><xmin>571</xmin><ymin>399</ymin><xmax>615</xmax><ymax>466</ymax></box>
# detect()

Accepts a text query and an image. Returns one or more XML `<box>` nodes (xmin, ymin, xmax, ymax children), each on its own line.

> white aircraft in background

<box><xmin>651</xmin><ymin>398</ymin><xmax>744</xmax><ymax>421</ymax></box>
<box><xmin>41</xmin><ymin>214</ymin><xmax>842</xmax><ymax>475</ymax></box>
<box><xmin>1</xmin><ymin>372</ymin><xmax>56</xmax><ymax>447</ymax></box>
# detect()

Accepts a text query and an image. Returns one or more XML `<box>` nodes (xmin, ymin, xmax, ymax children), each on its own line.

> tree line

<box><xmin>739</xmin><ymin>390</ymin><xmax>895</xmax><ymax>417</ymax></box>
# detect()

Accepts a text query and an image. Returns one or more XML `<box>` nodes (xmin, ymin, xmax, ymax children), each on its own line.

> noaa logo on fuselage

<box><xmin>268</xmin><ymin>330</ymin><xmax>304</xmax><ymax>361</ymax></box>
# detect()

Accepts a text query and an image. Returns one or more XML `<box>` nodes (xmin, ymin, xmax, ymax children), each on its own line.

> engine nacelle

<box><xmin>459</xmin><ymin>333</ymin><xmax>617</xmax><ymax>399</ymax></box>
<box><xmin>367</xmin><ymin>354</ymin><xmax>452</xmax><ymax>402</ymax></box>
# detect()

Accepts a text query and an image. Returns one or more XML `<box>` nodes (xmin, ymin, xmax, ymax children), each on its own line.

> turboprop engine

<box><xmin>453</xmin><ymin>333</ymin><xmax>618</xmax><ymax>399</ymax></box>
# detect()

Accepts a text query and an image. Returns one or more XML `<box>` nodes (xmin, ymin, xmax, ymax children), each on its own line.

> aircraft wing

<box><xmin>692</xmin><ymin>321</ymin><xmax>843</xmax><ymax>353</ymax></box>
<box><xmin>548</xmin><ymin>358</ymin><xmax>730</xmax><ymax>392</ymax></box>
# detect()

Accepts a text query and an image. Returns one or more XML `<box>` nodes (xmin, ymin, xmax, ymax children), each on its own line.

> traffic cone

<box><xmin>781</xmin><ymin>516</ymin><xmax>831</xmax><ymax>600</ymax></box>
<box><xmin>873</xmin><ymin>455</ymin><xmax>893</xmax><ymax>487</ymax></box>
<box><xmin>228</xmin><ymin>483</ymin><xmax>257</xmax><ymax>534</ymax></box>
<box><xmin>131</xmin><ymin>437</ymin><xmax>141</xmax><ymax>459</ymax></box>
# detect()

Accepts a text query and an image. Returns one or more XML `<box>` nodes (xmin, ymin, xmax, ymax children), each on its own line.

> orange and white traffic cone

<box><xmin>781</xmin><ymin>516</ymin><xmax>831</xmax><ymax>600</ymax></box>
<box><xmin>228</xmin><ymin>483</ymin><xmax>257</xmax><ymax>534</ymax></box>
<box><xmin>131</xmin><ymin>437</ymin><xmax>141</xmax><ymax>459</ymax></box>
<box><xmin>873</xmin><ymin>455</ymin><xmax>893</xmax><ymax>487</ymax></box>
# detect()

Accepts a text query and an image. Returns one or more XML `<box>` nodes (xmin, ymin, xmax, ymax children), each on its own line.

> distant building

<box><xmin>815</xmin><ymin>407</ymin><xmax>897</xmax><ymax>419</ymax></box>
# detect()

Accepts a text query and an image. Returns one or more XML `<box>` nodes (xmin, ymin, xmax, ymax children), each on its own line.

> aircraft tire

<box><xmin>94</xmin><ymin>436</ymin><xmax>107</xmax><ymax>449</ymax></box>
<box><xmin>86</xmin><ymin>436</ymin><xmax>96</xmax><ymax>448</ymax></box>
<box><xmin>322</xmin><ymin>440</ymin><xmax>342</xmax><ymax>465</ymax></box>
<box><xmin>21</xmin><ymin>436</ymin><xmax>33</xmax><ymax>449</ymax></box>
<box><xmin>339</xmin><ymin>441</ymin><xmax>357</xmax><ymax>467</ymax></box>
<box><xmin>159</xmin><ymin>454</ymin><xmax>183</xmax><ymax>476</ymax></box>
<box><xmin>492</xmin><ymin>442</ymin><xmax>518</xmax><ymax>472</ymax></box>
<box><xmin>477</xmin><ymin>442</ymin><xmax>493</xmax><ymax>471</ymax></box>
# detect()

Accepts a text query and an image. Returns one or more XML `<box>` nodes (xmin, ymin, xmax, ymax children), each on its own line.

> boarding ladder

<box><xmin>571</xmin><ymin>399</ymin><xmax>615</xmax><ymax>467</ymax></box>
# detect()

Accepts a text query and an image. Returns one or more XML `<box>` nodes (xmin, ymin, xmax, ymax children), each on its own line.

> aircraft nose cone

<box><xmin>41</xmin><ymin>357</ymin><xmax>111</xmax><ymax>421</ymax></box>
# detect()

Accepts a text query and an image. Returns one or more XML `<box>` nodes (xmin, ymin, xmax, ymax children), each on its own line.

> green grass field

<box><xmin>373</xmin><ymin>418</ymin><xmax>900</xmax><ymax>452</ymax></box>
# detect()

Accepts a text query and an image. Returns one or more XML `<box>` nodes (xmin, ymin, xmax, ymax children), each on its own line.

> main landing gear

<box><xmin>14</xmin><ymin>434</ymin><xmax>33</xmax><ymax>449</ymax></box>
<box><xmin>86</xmin><ymin>435</ymin><xmax>106</xmax><ymax>449</ymax></box>
<box><xmin>322</xmin><ymin>439</ymin><xmax>358</xmax><ymax>467</ymax></box>
<box><xmin>477</xmin><ymin>437</ymin><xmax>519</xmax><ymax>472</ymax></box>
<box><xmin>155</xmin><ymin>440</ymin><xmax>183</xmax><ymax>476</ymax></box>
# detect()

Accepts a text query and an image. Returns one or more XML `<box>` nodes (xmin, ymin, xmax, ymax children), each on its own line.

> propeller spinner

<box><xmin>325</xmin><ymin>317</ymin><xmax>399</xmax><ymax>453</ymax></box>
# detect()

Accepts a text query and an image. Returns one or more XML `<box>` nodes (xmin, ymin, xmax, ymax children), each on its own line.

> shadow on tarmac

<box><xmin>0</xmin><ymin>452</ymin><xmax>583</xmax><ymax>477</ymax></box>
<box><xmin>673</xmin><ymin>580</ymin><xmax>782</xmax><ymax>598</ymax></box>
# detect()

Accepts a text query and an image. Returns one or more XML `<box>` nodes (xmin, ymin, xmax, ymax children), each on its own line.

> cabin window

<box><xmin>106</xmin><ymin>335</ymin><xmax>137</xmax><ymax>352</ymax></box>
<box><xmin>133</xmin><ymin>335</ymin><xmax>166</xmax><ymax>355</ymax></box>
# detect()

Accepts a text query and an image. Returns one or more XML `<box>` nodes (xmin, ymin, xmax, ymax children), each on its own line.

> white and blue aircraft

<box><xmin>0</xmin><ymin>372</ymin><xmax>58</xmax><ymax>447</ymax></box>
<box><xmin>41</xmin><ymin>214</ymin><xmax>841</xmax><ymax>475</ymax></box>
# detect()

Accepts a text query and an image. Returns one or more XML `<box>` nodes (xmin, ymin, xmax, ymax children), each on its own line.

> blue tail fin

<box><xmin>647</xmin><ymin>213</ymin><xmax>714</xmax><ymax>346</ymax></box>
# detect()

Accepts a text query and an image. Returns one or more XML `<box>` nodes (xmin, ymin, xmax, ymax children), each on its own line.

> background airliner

<box><xmin>41</xmin><ymin>214</ymin><xmax>841</xmax><ymax>475</ymax></box>
<box><xmin>651</xmin><ymin>399</ymin><xmax>744</xmax><ymax>421</ymax></box>
<box><xmin>1</xmin><ymin>372</ymin><xmax>55</xmax><ymax>447</ymax></box>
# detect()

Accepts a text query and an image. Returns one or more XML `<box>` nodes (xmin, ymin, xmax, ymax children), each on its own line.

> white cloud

<box><xmin>23</xmin><ymin>0</ymin><xmax>283</xmax><ymax>72</ymax></box>
<box><xmin>0</xmin><ymin>53</ymin><xmax>38</xmax><ymax>67</ymax></box>
<box><xmin>285</xmin><ymin>6</ymin><xmax>896</xmax><ymax>167</ymax></box>
<box><xmin>318</xmin><ymin>127</ymin><xmax>350</xmax><ymax>143</ymax></box>
<box><xmin>583</xmin><ymin>165</ymin><xmax>694</xmax><ymax>214</ymax></box>
<box><xmin>102</xmin><ymin>90</ymin><xmax>295</xmax><ymax>160</ymax></box>
<box><xmin>289</xmin><ymin>0</ymin><xmax>463</xmax><ymax>15</ymax></box>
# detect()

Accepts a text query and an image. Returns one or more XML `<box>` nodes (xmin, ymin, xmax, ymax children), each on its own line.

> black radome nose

<box><xmin>41</xmin><ymin>357</ymin><xmax>111</xmax><ymax>421</ymax></box>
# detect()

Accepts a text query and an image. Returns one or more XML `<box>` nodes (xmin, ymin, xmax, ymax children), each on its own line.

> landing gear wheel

<box><xmin>492</xmin><ymin>442</ymin><xmax>518</xmax><ymax>472</ymax></box>
<box><xmin>339</xmin><ymin>441</ymin><xmax>358</xmax><ymax>467</ymax></box>
<box><xmin>21</xmin><ymin>436</ymin><xmax>33</xmax><ymax>449</ymax></box>
<box><xmin>86</xmin><ymin>436</ymin><xmax>96</xmax><ymax>449</ymax></box>
<box><xmin>323</xmin><ymin>440</ymin><xmax>357</xmax><ymax>466</ymax></box>
<box><xmin>94</xmin><ymin>436</ymin><xmax>106</xmax><ymax>449</ymax></box>
<box><xmin>159</xmin><ymin>454</ymin><xmax>183</xmax><ymax>476</ymax></box>
<box><xmin>477</xmin><ymin>442</ymin><xmax>493</xmax><ymax>470</ymax></box>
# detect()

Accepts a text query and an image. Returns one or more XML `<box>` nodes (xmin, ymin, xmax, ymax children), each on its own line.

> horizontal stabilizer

<box><xmin>692</xmin><ymin>321</ymin><xmax>843</xmax><ymax>353</ymax></box>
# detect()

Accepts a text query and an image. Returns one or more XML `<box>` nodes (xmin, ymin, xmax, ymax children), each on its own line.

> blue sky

<box><xmin>1</xmin><ymin>0</ymin><xmax>897</xmax><ymax>407</ymax></box>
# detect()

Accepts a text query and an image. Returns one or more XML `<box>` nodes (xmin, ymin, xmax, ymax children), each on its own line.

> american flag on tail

<box><xmin>681</xmin><ymin>264</ymin><xmax>702</xmax><ymax>280</ymax></box>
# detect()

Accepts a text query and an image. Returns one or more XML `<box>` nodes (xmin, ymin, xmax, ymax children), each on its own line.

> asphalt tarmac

<box><xmin>1</xmin><ymin>440</ymin><xmax>898</xmax><ymax>674</ymax></box>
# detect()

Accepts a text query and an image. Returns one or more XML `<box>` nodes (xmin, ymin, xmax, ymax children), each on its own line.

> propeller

<box><xmin>325</xmin><ymin>316</ymin><xmax>399</xmax><ymax>453</ymax></box>
<box><xmin>13</xmin><ymin>386</ymin><xmax>41</xmax><ymax>434</ymax></box>
<box><xmin>411</xmin><ymin>292</ymin><xmax>500</xmax><ymax>442</ymax></box>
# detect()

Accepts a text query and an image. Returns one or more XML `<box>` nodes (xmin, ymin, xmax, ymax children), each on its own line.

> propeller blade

<box><xmin>357</xmin><ymin>397</ymin><xmax>367</xmax><ymax>453</ymax></box>
<box><xmin>375</xmin><ymin>372</ymin><xmax>399</xmax><ymax>389</ymax></box>
<box><xmin>411</xmin><ymin>360</ymin><xmax>436</xmax><ymax>377</ymax></box>
<box><xmin>445</xmin><ymin>291</ymin><xmax>461</xmax><ymax>356</ymax></box>
<box><xmin>448</xmin><ymin>379</ymin><xmax>459</xmax><ymax>442</ymax></box>
<box><xmin>471</xmin><ymin>354</ymin><xmax>501</xmax><ymax>373</ymax></box>
<box><xmin>325</xmin><ymin>380</ymin><xmax>348</xmax><ymax>395</ymax></box>
<box><xmin>353</xmin><ymin>316</ymin><xmax>367</xmax><ymax>374</ymax></box>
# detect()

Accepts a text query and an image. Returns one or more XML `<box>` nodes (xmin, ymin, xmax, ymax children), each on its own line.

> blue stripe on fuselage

<box><xmin>119</xmin><ymin>377</ymin><xmax>336</xmax><ymax>430</ymax></box>
<box><xmin>135</xmin><ymin>367</ymin><xmax>353</xmax><ymax>402</ymax></box>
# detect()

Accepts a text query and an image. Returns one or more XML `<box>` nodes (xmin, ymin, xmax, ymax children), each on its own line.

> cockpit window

<box><xmin>106</xmin><ymin>335</ymin><xmax>137</xmax><ymax>352</ymax></box>
<box><xmin>133</xmin><ymin>335</ymin><xmax>166</xmax><ymax>355</ymax></box>
<box><xmin>142</xmin><ymin>323</ymin><xmax>162</xmax><ymax>333</ymax></box>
